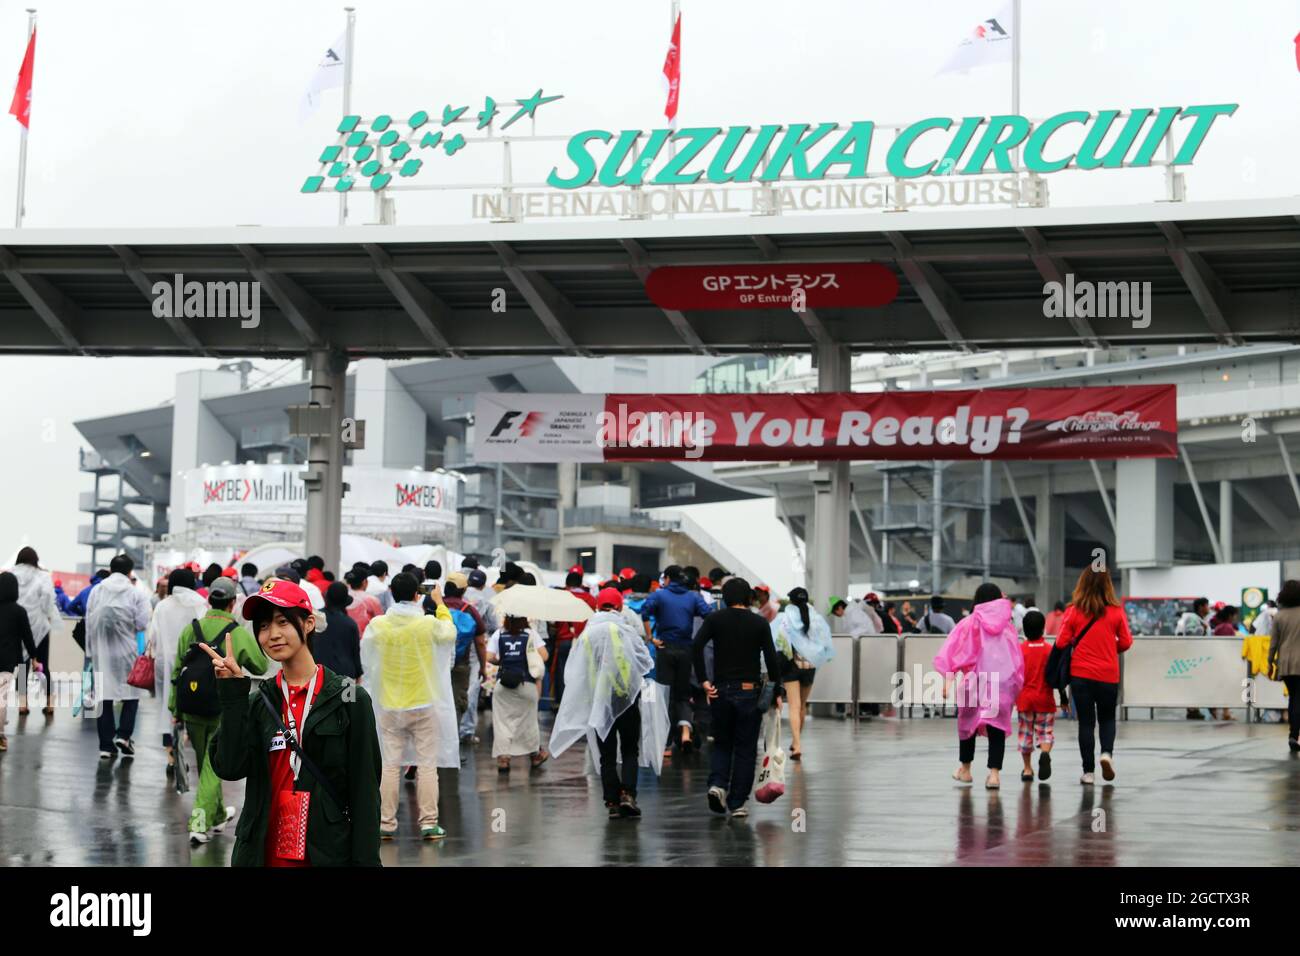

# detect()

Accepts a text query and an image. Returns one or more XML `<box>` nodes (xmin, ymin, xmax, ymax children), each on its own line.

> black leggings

<box><xmin>959</xmin><ymin>727</ymin><xmax>1005</xmax><ymax>769</ymax></box>
<box><xmin>1284</xmin><ymin>676</ymin><xmax>1300</xmax><ymax>739</ymax></box>
<box><xmin>20</xmin><ymin>635</ymin><xmax>50</xmax><ymax>703</ymax></box>
<box><xmin>1070</xmin><ymin>677</ymin><xmax>1118</xmax><ymax>773</ymax></box>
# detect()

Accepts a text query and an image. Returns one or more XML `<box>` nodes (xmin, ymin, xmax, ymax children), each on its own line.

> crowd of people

<box><xmin>4</xmin><ymin>542</ymin><xmax>1300</xmax><ymax>865</ymax></box>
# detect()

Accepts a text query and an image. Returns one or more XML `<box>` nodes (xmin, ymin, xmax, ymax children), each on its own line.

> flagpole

<box><xmin>1010</xmin><ymin>0</ymin><xmax>1021</xmax><ymax>175</ymax></box>
<box><xmin>13</xmin><ymin>8</ymin><xmax>35</xmax><ymax>228</ymax></box>
<box><xmin>667</xmin><ymin>0</ymin><xmax>679</xmax><ymax>221</ymax></box>
<box><xmin>339</xmin><ymin>6</ymin><xmax>355</xmax><ymax>226</ymax></box>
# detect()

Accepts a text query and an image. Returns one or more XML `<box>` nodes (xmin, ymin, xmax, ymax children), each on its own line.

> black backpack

<box><xmin>496</xmin><ymin>631</ymin><xmax>530</xmax><ymax>689</ymax></box>
<box><xmin>175</xmin><ymin>619</ymin><xmax>238</xmax><ymax>718</ymax></box>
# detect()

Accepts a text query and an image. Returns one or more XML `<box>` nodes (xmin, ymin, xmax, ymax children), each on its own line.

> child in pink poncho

<box><xmin>933</xmin><ymin>584</ymin><xmax>1025</xmax><ymax>790</ymax></box>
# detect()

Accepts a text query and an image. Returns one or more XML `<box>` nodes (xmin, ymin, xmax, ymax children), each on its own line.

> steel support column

<box><xmin>931</xmin><ymin>464</ymin><xmax>943</xmax><ymax>594</ymax></box>
<box><xmin>303</xmin><ymin>348</ymin><xmax>348</xmax><ymax>574</ymax></box>
<box><xmin>1219</xmin><ymin>480</ymin><xmax>1234</xmax><ymax>562</ymax></box>
<box><xmin>810</xmin><ymin>342</ymin><xmax>851</xmax><ymax>604</ymax></box>
<box><xmin>981</xmin><ymin>459</ymin><xmax>992</xmax><ymax>581</ymax></box>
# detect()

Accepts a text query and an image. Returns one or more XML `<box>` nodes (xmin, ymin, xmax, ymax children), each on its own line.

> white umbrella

<box><xmin>491</xmin><ymin>585</ymin><xmax>594</xmax><ymax>622</ymax></box>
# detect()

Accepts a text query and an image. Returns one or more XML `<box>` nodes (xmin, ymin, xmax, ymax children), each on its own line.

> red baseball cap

<box><xmin>699</xmin><ymin>577</ymin><xmax>713</xmax><ymax>589</ymax></box>
<box><xmin>242</xmin><ymin>578</ymin><xmax>313</xmax><ymax>620</ymax></box>
<box><xmin>619</xmin><ymin>567</ymin><xmax>636</xmax><ymax>579</ymax></box>
<box><xmin>222</xmin><ymin>567</ymin><xmax>237</xmax><ymax>578</ymax></box>
<box><xmin>596</xmin><ymin>586</ymin><xmax>624</xmax><ymax>610</ymax></box>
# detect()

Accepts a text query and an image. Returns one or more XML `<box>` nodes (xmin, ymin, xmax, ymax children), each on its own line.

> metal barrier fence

<box><xmin>46</xmin><ymin>616</ymin><xmax>1286</xmax><ymax>721</ymax></box>
<box><xmin>806</xmin><ymin>632</ymin><xmax>1290</xmax><ymax>721</ymax></box>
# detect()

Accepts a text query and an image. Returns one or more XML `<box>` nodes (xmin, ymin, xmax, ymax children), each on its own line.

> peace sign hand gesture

<box><xmin>199</xmin><ymin>635</ymin><xmax>241</xmax><ymax>679</ymax></box>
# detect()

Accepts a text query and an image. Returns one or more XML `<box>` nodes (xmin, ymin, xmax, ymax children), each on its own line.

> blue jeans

<box><xmin>708</xmin><ymin>682</ymin><xmax>762</xmax><ymax>810</ymax></box>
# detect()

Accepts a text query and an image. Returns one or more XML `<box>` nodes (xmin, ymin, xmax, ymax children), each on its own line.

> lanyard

<box><xmin>277</xmin><ymin>665</ymin><xmax>322</xmax><ymax>781</ymax></box>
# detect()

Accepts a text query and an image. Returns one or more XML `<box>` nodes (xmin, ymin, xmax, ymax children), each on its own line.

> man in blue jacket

<box><xmin>66</xmin><ymin>570</ymin><xmax>107</xmax><ymax>617</ymax></box>
<box><xmin>641</xmin><ymin>565</ymin><xmax>714</xmax><ymax>755</ymax></box>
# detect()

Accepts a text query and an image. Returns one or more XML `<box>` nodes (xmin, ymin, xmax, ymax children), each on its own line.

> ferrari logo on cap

<box><xmin>262</xmin><ymin>580</ymin><xmax>276</xmax><ymax>593</ymax></box>
<box><xmin>189</xmin><ymin>681</ymin><xmax>198</xmax><ymax>692</ymax></box>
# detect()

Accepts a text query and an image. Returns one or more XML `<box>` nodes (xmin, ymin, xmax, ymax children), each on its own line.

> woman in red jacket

<box><xmin>1055</xmin><ymin>568</ymin><xmax>1133</xmax><ymax>785</ymax></box>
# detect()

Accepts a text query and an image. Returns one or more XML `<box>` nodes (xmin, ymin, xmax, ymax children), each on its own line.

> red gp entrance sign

<box><xmin>473</xmin><ymin>386</ymin><xmax>1177</xmax><ymax>463</ymax></box>
<box><xmin>645</xmin><ymin>262</ymin><xmax>899</xmax><ymax>310</ymax></box>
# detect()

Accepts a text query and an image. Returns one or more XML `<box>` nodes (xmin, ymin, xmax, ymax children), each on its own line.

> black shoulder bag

<box><xmin>1045</xmin><ymin>615</ymin><xmax>1099</xmax><ymax>690</ymax></box>
<box><xmin>256</xmin><ymin>683</ymin><xmax>351</xmax><ymax>822</ymax></box>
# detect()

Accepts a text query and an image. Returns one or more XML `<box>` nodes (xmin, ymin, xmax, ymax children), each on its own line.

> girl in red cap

<box><xmin>205</xmin><ymin>578</ymin><xmax>382</xmax><ymax>866</ymax></box>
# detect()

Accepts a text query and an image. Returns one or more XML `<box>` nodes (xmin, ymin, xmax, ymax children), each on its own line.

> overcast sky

<box><xmin>0</xmin><ymin>0</ymin><xmax>1296</xmax><ymax>579</ymax></box>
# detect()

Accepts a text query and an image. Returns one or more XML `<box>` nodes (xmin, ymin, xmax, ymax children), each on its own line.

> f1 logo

<box><xmin>491</xmin><ymin>411</ymin><xmax>524</xmax><ymax>438</ymax></box>
<box><xmin>489</xmin><ymin>410</ymin><xmax>541</xmax><ymax>439</ymax></box>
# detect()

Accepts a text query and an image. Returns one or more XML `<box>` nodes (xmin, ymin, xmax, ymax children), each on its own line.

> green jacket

<box><xmin>169</xmin><ymin>608</ymin><xmax>269</xmax><ymax>717</ymax></box>
<box><xmin>209</xmin><ymin>669</ymin><xmax>382</xmax><ymax>867</ymax></box>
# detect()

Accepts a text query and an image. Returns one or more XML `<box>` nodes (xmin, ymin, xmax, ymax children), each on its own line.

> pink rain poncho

<box><xmin>932</xmin><ymin>598</ymin><xmax>1025</xmax><ymax>740</ymax></box>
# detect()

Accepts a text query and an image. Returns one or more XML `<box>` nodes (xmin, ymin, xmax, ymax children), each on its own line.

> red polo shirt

<box><xmin>265</xmin><ymin>666</ymin><xmax>324</xmax><ymax>868</ymax></box>
<box><xmin>555</xmin><ymin>588</ymin><xmax>598</xmax><ymax>642</ymax></box>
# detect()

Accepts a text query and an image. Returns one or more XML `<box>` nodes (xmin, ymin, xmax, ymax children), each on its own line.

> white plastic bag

<box><xmin>755</xmin><ymin>710</ymin><xmax>786</xmax><ymax>803</ymax></box>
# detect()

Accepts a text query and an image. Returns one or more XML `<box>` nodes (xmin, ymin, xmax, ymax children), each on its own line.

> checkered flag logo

<box><xmin>302</xmin><ymin>91</ymin><xmax>562</xmax><ymax>194</ymax></box>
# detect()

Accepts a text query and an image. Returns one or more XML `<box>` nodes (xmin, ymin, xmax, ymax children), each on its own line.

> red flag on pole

<box><xmin>662</xmin><ymin>13</ymin><xmax>680</xmax><ymax>128</ymax></box>
<box><xmin>9</xmin><ymin>28</ymin><xmax>34</xmax><ymax>128</ymax></box>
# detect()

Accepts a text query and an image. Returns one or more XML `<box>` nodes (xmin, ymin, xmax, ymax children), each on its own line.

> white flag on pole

<box><xmin>299</xmin><ymin>31</ymin><xmax>347</xmax><ymax>121</ymax></box>
<box><xmin>936</xmin><ymin>4</ymin><xmax>1013</xmax><ymax>75</ymax></box>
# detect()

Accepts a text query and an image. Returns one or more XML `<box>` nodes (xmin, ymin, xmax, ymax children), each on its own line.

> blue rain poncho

<box><xmin>772</xmin><ymin>603</ymin><xmax>835</xmax><ymax>668</ymax></box>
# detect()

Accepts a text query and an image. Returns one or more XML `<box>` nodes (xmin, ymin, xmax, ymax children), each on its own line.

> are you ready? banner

<box><xmin>473</xmin><ymin>386</ymin><xmax>1177</xmax><ymax>463</ymax></box>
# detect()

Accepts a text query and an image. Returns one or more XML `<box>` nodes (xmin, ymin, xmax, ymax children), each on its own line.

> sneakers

<box><xmin>192</xmin><ymin>806</ymin><xmax>237</xmax><ymax>844</ymax></box>
<box><xmin>606</xmin><ymin>801</ymin><xmax>620</xmax><ymax>819</ymax></box>
<box><xmin>618</xmin><ymin>792</ymin><xmax>642</xmax><ymax>818</ymax></box>
<box><xmin>1099</xmin><ymin>753</ymin><xmax>1116</xmax><ymax>781</ymax></box>
<box><xmin>1289</xmin><ymin>737</ymin><xmax>1300</xmax><ymax>753</ymax></box>
<box><xmin>1080</xmin><ymin>772</ymin><xmax>1095</xmax><ymax>785</ymax></box>
<box><xmin>421</xmin><ymin>825</ymin><xmax>447</xmax><ymax>841</ymax></box>
<box><xmin>1038</xmin><ymin>750</ymin><xmax>1052</xmax><ymax>780</ymax></box>
<box><xmin>707</xmin><ymin>786</ymin><xmax>727</xmax><ymax>815</ymax></box>
<box><xmin>99</xmin><ymin>749</ymin><xmax>116</xmax><ymax>760</ymax></box>
<box><xmin>380</xmin><ymin>829</ymin><xmax>397</xmax><ymax>841</ymax></box>
<box><xmin>729</xmin><ymin>805</ymin><xmax>749</xmax><ymax>818</ymax></box>
<box><xmin>114</xmin><ymin>737</ymin><xmax>135</xmax><ymax>759</ymax></box>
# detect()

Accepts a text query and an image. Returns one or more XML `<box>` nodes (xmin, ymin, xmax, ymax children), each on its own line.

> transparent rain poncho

<box><xmin>359</xmin><ymin>606</ymin><xmax>459</xmax><ymax>768</ymax></box>
<box><xmin>84</xmin><ymin>572</ymin><xmax>152</xmax><ymax>701</ymax></box>
<box><xmin>549</xmin><ymin>610</ymin><xmax>669</xmax><ymax>774</ymax></box>
<box><xmin>147</xmin><ymin>585</ymin><xmax>209</xmax><ymax>722</ymax></box>
<box><xmin>772</xmin><ymin>603</ymin><xmax>836</xmax><ymax>668</ymax></box>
